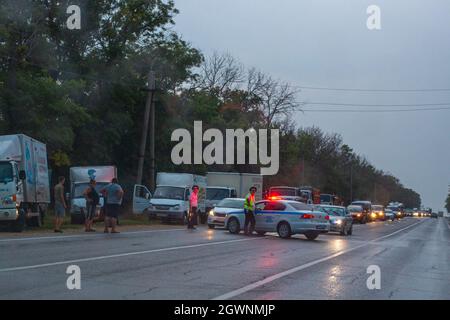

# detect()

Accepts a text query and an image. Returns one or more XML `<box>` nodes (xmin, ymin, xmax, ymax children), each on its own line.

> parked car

<box><xmin>224</xmin><ymin>200</ymin><xmax>330</xmax><ymax>240</ymax></box>
<box><xmin>384</xmin><ymin>208</ymin><xmax>396</xmax><ymax>221</ymax></box>
<box><xmin>315</xmin><ymin>205</ymin><xmax>353</xmax><ymax>236</ymax></box>
<box><xmin>347</xmin><ymin>205</ymin><xmax>366</xmax><ymax>224</ymax></box>
<box><xmin>207</xmin><ymin>198</ymin><xmax>245</xmax><ymax>229</ymax></box>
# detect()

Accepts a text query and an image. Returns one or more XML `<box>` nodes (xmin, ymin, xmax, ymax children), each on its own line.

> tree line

<box><xmin>0</xmin><ymin>0</ymin><xmax>421</xmax><ymax>208</ymax></box>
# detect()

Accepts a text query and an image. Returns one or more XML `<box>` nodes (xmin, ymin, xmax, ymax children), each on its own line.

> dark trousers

<box><xmin>244</xmin><ymin>209</ymin><xmax>256</xmax><ymax>234</ymax></box>
<box><xmin>188</xmin><ymin>206</ymin><xmax>198</xmax><ymax>229</ymax></box>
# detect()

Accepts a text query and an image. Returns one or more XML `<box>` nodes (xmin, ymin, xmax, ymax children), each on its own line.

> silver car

<box><xmin>207</xmin><ymin>198</ymin><xmax>245</xmax><ymax>229</ymax></box>
<box><xmin>315</xmin><ymin>205</ymin><xmax>353</xmax><ymax>236</ymax></box>
<box><xmin>224</xmin><ymin>200</ymin><xmax>330</xmax><ymax>240</ymax></box>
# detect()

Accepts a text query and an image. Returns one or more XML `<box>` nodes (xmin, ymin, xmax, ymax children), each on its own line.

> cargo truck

<box><xmin>68</xmin><ymin>166</ymin><xmax>117</xmax><ymax>224</ymax></box>
<box><xmin>206</xmin><ymin>172</ymin><xmax>263</xmax><ymax>200</ymax></box>
<box><xmin>0</xmin><ymin>134</ymin><xmax>50</xmax><ymax>231</ymax></box>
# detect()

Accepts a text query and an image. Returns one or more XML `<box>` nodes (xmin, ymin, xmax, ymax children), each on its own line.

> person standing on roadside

<box><xmin>83</xmin><ymin>179</ymin><xmax>99</xmax><ymax>232</ymax></box>
<box><xmin>54</xmin><ymin>176</ymin><xmax>66</xmax><ymax>233</ymax></box>
<box><xmin>188</xmin><ymin>185</ymin><xmax>199</xmax><ymax>230</ymax></box>
<box><xmin>102</xmin><ymin>178</ymin><xmax>123</xmax><ymax>234</ymax></box>
<box><xmin>244</xmin><ymin>186</ymin><xmax>257</xmax><ymax>235</ymax></box>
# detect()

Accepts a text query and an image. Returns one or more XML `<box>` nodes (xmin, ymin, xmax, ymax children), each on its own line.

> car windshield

<box><xmin>153</xmin><ymin>186</ymin><xmax>186</xmax><ymax>200</ymax></box>
<box><xmin>372</xmin><ymin>205</ymin><xmax>383</xmax><ymax>211</ymax></box>
<box><xmin>320</xmin><ymin>194</ymin><xmax>333</xmax><ymax>202</ymax></box>
<box><xmin>73</xmin><ymin>183</ymin><xmax>109</xmax><ymax>198</ymax></box>
<box><xmin>319</xmin><ymin>206</ymin><xmax>346</xmax><ymax>216</ymax></box>
<box><xmin>206</xmin><ymin>188</ymin><xmax>230</xmax><ymax>200</ymax></box>
<box><xmin>348</xmin><ymin>206</ymin><xmax>362</xmax><ymax>212</ymax></box>
<box><xmin>0</xmin><ymin>162</ymin><xmax>13</xmax><ymax>183</ymax></box>
<box><xmin>290</xmin><ymin>202</ymin><xmax>313</xmax><ymax>210</ymax></box>
<box><xmin>217</xmin><ymin>199</ymin><xmax>244</xmax><ymax>208</ymax></box>
<box><xmin>270</xmin><ymin>188</ymin><xmax>296</xmax><ymax>196</ymax></box>
<box><xmin>387</xmin><ymin>206</ymin><xmax>399</xmax><ymax>211</ymax></box>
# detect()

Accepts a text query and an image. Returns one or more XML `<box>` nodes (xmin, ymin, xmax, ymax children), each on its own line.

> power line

<box><xmin>291</xmin><ymin>85</ymin><xmax>450</xmax><ymax>93</ymax></box>
<box><xmin>302</xmin><ymin>107</ymin><xmax>450</xmax><ymax>113</ymax></box>
<box><xmin>303</xmin><ymin>102</ymin><xmax>450</xmax><ymax>107</ymax></box>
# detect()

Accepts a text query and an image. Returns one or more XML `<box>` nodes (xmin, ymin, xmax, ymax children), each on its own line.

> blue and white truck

<box><xmin>0</xmin><ymin>134</ymin><xmax>50</xmax><ymax>231</ymax></box>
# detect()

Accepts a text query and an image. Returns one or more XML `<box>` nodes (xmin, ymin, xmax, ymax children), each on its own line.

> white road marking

<box><xmin>0</xmin><ymin>237</ymin><xmax>265</xmax><ymax>272</ymax></box>
<box><xmin>0</xmin><ymin>228</ymin><xmax>186</xmax><ymax>243</ymax></box>
<box><xmin>212</xmin><ymin>219</ymin><xmax>427</xmax><ymax>300</ymax></box>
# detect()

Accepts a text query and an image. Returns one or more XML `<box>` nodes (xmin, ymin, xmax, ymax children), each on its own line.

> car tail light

<box><xmin>325</xmin><ymin>215</ymin><xmax>330</xmax><ymax>221</ymax></box>
<box><xmin>301</xmin><ymin>214</ymin><xmax>314</xmax><ymax>219</ymax></box>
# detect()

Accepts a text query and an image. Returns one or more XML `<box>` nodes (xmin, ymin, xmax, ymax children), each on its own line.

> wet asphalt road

<box><xmin>0</xmin><ymin>217</ymin><xmax>449</xmax><ymax>300</ymax></box>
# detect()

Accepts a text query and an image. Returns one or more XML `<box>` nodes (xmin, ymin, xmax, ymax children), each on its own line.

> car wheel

<box><xmin>305</xmin><ymin>232</ymin><xmax>319</xmax><ymax>241</ymax></box>
<box><xmin>208</xmin><ymin>224</ymin><xmax>215</xmax><ymax>229</ymax></box>
<box><xmin>228</xmin><ymin>218</ymin><xmax>240</xmax><ymax>234</ymax></box>
<box><xmin>277</xmin><ymin>222</ymin><xmax>291</xmax><ymax>239</ymax></box>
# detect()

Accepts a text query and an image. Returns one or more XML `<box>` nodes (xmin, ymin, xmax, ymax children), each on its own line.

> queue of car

<box><xmin>206</xmin><ymin>193</ymin><xmax>432</xmax><ymax>242</ymax></box>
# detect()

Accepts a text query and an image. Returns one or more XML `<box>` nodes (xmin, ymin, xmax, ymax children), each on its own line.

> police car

<box><xmin>224</xmin><ymin>199</ymin><xmax>330</xmax><ymax>240</ymax></box>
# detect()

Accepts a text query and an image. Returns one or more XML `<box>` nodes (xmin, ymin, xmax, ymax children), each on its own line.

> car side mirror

<box><xmin>19</xmin><ymin>170</ymin><xmax>26</xmax><ymax>180</ymax></box>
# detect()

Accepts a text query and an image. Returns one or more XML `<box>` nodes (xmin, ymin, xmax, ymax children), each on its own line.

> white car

<box><xmin>207</xmin><ymin>198</ymin><xmax>245</xmax><ymax>229</ymax></box>
<box><xmin>224</xmin><ymin>200</ymin><xmax>330</xmax><ymax>240</ymax></box>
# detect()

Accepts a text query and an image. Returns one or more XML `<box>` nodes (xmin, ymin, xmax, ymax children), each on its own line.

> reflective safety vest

<box><xmin>244</xmin><ymin>193</ymin><xmax>255</xmax><ymax>211</ymax></box>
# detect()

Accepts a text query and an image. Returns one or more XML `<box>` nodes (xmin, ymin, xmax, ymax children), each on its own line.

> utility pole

<box><xmin>350</xmin><ymin>162</ymin><xmax>353</xmax><ymax>202</ymax></box>
<box><xmin>136</xmin><ymin>71</ymin><xmax>156</xmax><ymax>186</ymax></box>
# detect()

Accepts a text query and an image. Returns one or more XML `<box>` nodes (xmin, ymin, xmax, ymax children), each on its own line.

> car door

<box><xmin>132</xmin><ymin>184</ymin><xmax>152</xmax><ymax>214</ymax></box>
<box><xmin>255</xmin><ymin>201</ymin><xmax>268</xmax><ymax>230</ymax></box>
<box><xmin>256</xmin><ymin>201</ymin><xmax>286</xmax><ymax>232</ymax></box>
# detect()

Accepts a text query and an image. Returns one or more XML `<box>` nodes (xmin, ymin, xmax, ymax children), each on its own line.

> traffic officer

<box><xmin>244</xmin><ymin>186</ymin><xmax>257</xmax><ymax>235</ymax></box>
<box><xmin>188</xmin><ymin>185</ymin><xmax>199</xmax><ymax>230</ymax></box>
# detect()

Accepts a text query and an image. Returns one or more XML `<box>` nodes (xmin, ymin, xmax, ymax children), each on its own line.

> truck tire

<box><xmin>11</xmin><ymin>210</ymin><xmax>26</xmax><ymax>232</ymax></box>
<box><xmin>71</xmin><ymin>214</ymin><xmax>85</xmax><ymax>225</ymax></box>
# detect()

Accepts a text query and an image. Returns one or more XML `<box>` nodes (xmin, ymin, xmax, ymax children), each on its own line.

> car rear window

<box><xmin>263</xmin><ymin>202</ymin><xmax>286</xmax><ymax>211</ymax></box>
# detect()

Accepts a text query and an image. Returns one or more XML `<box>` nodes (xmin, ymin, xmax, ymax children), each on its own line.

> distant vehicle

<box><xmin>135</xmin><ymin>173</ymin><xmax>207</xmax><ymax>225</ymax></box>
<box><xmin>68</xmin><ymin>166</ymin><xmax>116</xmax><ymax>224</ymax></box>
<box><xmin>205</xmin><ymin>186</ymin><xmax>237</xmax><ymax>217</ymax></box>
<box><xmin>320</xmin><ymin>194</ymin><xmax>334</xmax><ymax>205</ymax></box>
<box><xmin>347</xmin><ymin>205</ymin><xmax>366</xmax><ymax>224</ymax></box>
<box><xmin>431</xmin><ymin>212</ymin><xmax>438</xmax><ymax>219</ymax></box>
<box><xmin>268</xmin><ymin>186</ymin><xmax>304</xmax><ymax>202</ymax></box>
<box><xmin>371</xmin><ymin>204</ymin><xmax>385</xmax><ymax>221</ymax></box>
<box><xmin>316</xmin><ymin>205</ymin><xmax>353</xmax><ymax>236</ymax></box>
<box><xmin>207</xmin><ymin>198</ymin><xmax>245</xmax><ymax>229</ymax></box>
<box><xmin>206</xmin><ymin>172</ymin><xmax>263</xmax><ymax>200</ymax></box>
<box><xmin>351</xmin><ymin>201</ymin><xmax>372</xmax><ymax>223</ymax></box>
<box><xmin>225</xmin><ymin>200</ymin><xmax>329</xmax><ymax>240</ymax></box>
<box><xmin>387</xmin><ymin>205</ymin><xmax>404</xmax><ymax>219</ymax></box>
<box><xmin>438</xmin><ymin>211</ymin><xmax>444</xmax><ymax>218</ymax></box>
<box><xmin>298</xmin><ymin>186</ymin><xmax>321</xmax><ymax>204</ymax></box>
<box><xmin>0</xmin><ymin>134</ymin><xmax>50</xmax><ymax>231</ymax></box>
<box><xmin>384</xmin><ymin>208</ymin><xmax>396</xmax><ymax>221</ymax></box>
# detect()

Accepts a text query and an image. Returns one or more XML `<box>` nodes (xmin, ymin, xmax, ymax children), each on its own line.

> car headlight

<box><xmin>357</xmin><ymin>213</ymin><xmax>361</xmax><ymax>217</ymax></box>
<box><xmin>209</xmin><ymin>209</ymin><xmax>215</xmax><ymax>216</ymax></box>
<box><xmin>336</xmin><ymin>220</ymin><xmax>342</xmax><ymax>225</ymax></box>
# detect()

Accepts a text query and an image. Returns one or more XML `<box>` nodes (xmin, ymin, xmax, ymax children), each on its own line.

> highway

<box><xmin>0</xmin><ymin>217</ymin><xmax>449</xmax><ymax>300</ymax></box>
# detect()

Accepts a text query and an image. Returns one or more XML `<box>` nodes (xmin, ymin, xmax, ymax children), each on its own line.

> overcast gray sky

<box><xmin>173</xmin><ymin>0</ymin><xmax>450</xmax><ymax>211</ymax></box>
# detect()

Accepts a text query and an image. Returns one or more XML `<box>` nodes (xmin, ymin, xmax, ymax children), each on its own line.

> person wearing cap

<box><xmin>188</xmin><ymin>185</ymin><xmax>199</xmax><ymax>230</ymax></box>
<box><xmin>244</xmin><ymin>186</ymin><xmax>257</xmax><ymax>235</ymax></box>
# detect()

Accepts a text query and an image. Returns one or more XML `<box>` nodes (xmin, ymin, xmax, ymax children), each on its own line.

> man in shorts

<box><xmin>102</xmin><ymin>178</ymin><xmax>124</xmax><ymax>234</ymax></box>
<box><xmin>54</xmin><ymin>176</ymin><xmax>66</xmax><ymax>233</ymax></box>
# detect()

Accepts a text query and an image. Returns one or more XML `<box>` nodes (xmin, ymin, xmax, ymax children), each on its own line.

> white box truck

<box><xmin>133</xmin><ymin>172</ymin><xmax>206</xmax><ymax>224</ymax></box>
<box><xmin>68</xmin><ymin>166</ymin><xmax>117</xmax><ymax>224</ymax></box>
<box><xmin>206</xmin><ymin>172</ymin><xmax>263</xmax><ymax>201</ymax></box>
<box><xmin>0</xmin><ymin>134</ymin><xmax>50</xmax><ymax>231</ymax></box>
